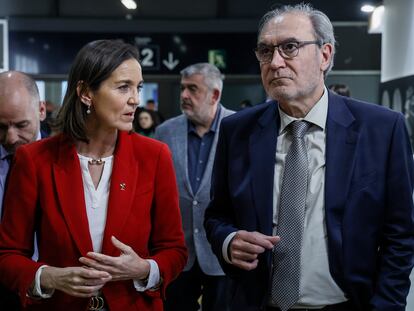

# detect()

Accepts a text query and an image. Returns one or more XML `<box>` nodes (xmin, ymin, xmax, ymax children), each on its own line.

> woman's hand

<box><xmin>79</xmin><ymin>236</ymin><xmax>150</xmax><ymax>282</ymax></box>
<box><xmin>40</xmin><ymin>266</ymin><xmax>112</xmax><ymax>297</ymax></box>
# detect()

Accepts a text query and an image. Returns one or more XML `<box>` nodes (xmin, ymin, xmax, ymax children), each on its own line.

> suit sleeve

<box><xmin>153</xmin><ymin>126</ymin><xmax>161</xmax><ymax>141</ymax></box>
<box><xmin>204</xmin><ymin>120</ymin><xmax>241</xmax><ymax>277</ymax></box>
<box><xmin>371</xmin><ymin>114</ymin><xmax>414</xmax><ymax>310</ymax></box>
<box><xmin>148</xmin><ymin>143</ymin><xmax>187</xmax><ymax>297</ymax></box>
<box><xmin>0</xmin><ymin>146</ymin><xmax>44</xmax><ymax>306</ymax></box>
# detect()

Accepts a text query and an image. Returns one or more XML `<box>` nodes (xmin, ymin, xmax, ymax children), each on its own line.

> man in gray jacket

<box><xmin>155</xmin><ymin>63</ymin><xmax>234</xmax><ymax>311</ymax></box>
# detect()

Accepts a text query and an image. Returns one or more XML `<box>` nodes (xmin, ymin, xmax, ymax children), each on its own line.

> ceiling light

<box><xmin>361</xmin><ymin>4</ymin><xmax>376</xmax><ymax>13</ymax></box>
<box><xmin>368</xmin><ymin>5</ymin><xmax>385</xmax><ymax>33</ymax></box>
<box><xmin>121</xmin><ymin>0</ymin><xmax>137</xmax><ymax>10</ymax></box>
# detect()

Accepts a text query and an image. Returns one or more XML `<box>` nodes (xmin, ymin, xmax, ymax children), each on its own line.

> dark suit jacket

<box><xmin>204</xmin><ymin>92</ymin><xmax>414</xmax><ymax>311</ymax></box>
<box><xmin>0</xmin><ymin>131</ymin><xmax>187</xmax><ymax>311</ymax></box>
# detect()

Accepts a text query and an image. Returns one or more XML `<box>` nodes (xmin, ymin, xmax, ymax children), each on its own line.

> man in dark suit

<box><xmin>204</xmin><ymin>3</ymin><xmax>414</xmax><ymax>311</ymax></box>
<box><xmin>0</xmin><ymin>71</ymin><xmax>46</xmax><ymax>310</ymax></box>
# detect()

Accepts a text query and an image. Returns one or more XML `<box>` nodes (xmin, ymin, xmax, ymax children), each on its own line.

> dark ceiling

<box><xmin>0</xmin><ymin>0</ymin><xmax>383</xmax><ymax>22</ymax></box>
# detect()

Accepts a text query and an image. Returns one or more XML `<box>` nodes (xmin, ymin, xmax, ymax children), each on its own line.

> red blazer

<box><xmin>0</xmin><ymin>131</ymin><xmax>188</xmax><ymax>311</ymax></box>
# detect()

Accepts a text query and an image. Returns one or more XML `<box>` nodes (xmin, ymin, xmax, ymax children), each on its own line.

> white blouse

<box><xmin>78</xmin><ymin>154</ymin><xmax>113</xmax><ymax>253</ymax></box>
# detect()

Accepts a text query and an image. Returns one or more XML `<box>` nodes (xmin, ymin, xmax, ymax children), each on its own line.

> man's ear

<box><xmin>320</xmin><ymin>43</ymin><xmax>333</xmax><ymax>73</ymax></box>
<box><xmin>211</xmin><ymin>88</ymin><xmax>221</xmax><ymax>105</ymax></box>
<box><xmin>39</xmin><ymin>101</ymin><xmax>47</xmax><ymax>122</ymax></box>
<box><xmin>76</xmin><ymin>81</ymin><xmax>93</xmax><ymax>106</ymax></box>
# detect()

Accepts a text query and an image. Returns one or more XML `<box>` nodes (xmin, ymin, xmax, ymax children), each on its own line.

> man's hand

<box><xmin>229</xmin><ymin>230</ymin><xmax>279</xmax><ymax>271</ymax></box>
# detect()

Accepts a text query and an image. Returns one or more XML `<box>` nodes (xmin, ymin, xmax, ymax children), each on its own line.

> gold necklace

<box><xmin>88</xmin><ymin>158</ymin><xmax>104</xmax><ymax>165</ymax></box>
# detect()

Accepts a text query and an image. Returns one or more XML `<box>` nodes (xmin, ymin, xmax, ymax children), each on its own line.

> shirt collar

<box><xmin>0</xmin><ymin>145</ymin><xmax>10</xmax><ymax>161</ymax></box>
<box><xmin>36</xmin><ymin>130</ymin><xmax>42</xmax><ymax>141</ymax></box>
<box><xmin>188</xmin><ymin>104</ymin><xmax>222</xmax><ymax>134</ymax></box>
<box><xmin>278</xmin><ymin>87</ymin><xmax>328</xmax><ymax>134</ymax></box>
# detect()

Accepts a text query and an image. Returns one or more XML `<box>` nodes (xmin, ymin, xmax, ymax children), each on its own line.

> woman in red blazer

<box><xmin>0</xmin><ymin>39</ymin><xmax>187</xmax><ymax>310</ymax></box>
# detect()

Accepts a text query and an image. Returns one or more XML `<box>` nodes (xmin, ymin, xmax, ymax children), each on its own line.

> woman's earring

<box><xmin>86</xmin><ymin>105</ymin><xmax>91</xmax><ymax>114</ymax></box>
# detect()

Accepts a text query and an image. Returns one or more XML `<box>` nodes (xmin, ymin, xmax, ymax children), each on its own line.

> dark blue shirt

<box><xmin>187</xmin><ymin>106</ymin><xmax>221</xmax><ymax>194</ymax></box>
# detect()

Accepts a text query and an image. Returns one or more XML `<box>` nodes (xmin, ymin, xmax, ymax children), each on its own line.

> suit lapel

<box><xmin>101</xmin><ymin>131</ymin><xmax>138</xmax><ymax>256</ymax></box>
<box><xmin>53</xmin><ymin>134</ymin><xmax>94</xmax><ymax>256</ymax></box>
<box><xmin>325</xmin><ymin>92</ymin><xmax>358</xmax><ymax>286</ymax></box>
<box><xmin>174</xmin><ymin>117</ymin><xmax>194</xmax><ymax>196</ymax></box>
<box><xmin>249</xmin><ymin>103</ymin><xmax>279</xmax><ymax>236</ymax></box>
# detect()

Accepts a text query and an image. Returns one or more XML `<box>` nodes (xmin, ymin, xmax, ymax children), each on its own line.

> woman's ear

<box><xmin>76</xmin><ymin>81</ymin><xmax>93</xmax><ymax>106</ymax></box>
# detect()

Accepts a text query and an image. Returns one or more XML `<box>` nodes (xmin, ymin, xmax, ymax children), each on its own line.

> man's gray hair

<box><xmin>258</xmin><ymin>3</ymin><xmax>336</xmax><ymax>76</ymax></box>
<box><xmin>180</xmin><ymin>63</ymin><xmax>224</xmax><ymax>93</ymax></box>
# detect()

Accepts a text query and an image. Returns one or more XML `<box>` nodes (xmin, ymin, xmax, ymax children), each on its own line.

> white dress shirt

<box><xmin>273</xmin><ymin>89</ymin><xmax>346</xmax><ymax>307</ymax></box>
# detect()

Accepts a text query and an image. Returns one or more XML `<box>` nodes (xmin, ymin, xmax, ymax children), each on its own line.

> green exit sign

<box><xmin>208</xmin><ymin>49</ymin><xmax>227</xmax><ymax>70</ymax></box>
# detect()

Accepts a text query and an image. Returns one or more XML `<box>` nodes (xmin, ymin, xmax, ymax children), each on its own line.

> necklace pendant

<box><xmin>88</xmin><ymin>158</ymin><xmax>104</xmax><ymax>165</ymax></box>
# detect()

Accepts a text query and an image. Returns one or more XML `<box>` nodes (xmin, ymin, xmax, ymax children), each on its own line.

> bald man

<box><xmin>0</xmin><ymin>70</ymin><xmax>46</xmax><ymax>310</ymax></box>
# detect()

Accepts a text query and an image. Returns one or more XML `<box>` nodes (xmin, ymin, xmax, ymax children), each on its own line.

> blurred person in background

<box><xmin>155</xmin><ymin>63</ymin><xmax>234</xmax><ymax>311</ymax></box>
<box><xmin>0</xmin><ymin>39</ymin><xmax>187</xmax><ymax>311</ymax></box>
<box><xmin>146</xmin><ymin>99</ymin><xmax>165</xmax><ymax>124</ymax></box>
<box><xmin>239</xmin><ymin>99</ymin><xmax>253</xmax><ymax>110</ymax></box>
<box><xmin>133</xmin><ymin>108</ymin><xmax>158</xmax><ymax>138</ymax></box>
<box><xmin>40</xmin><ymin>100</ymin><xmax>58</xmax><ymax>136</ymax></box>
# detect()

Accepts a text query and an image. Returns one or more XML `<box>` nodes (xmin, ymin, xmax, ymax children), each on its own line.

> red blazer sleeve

<box><xmin>0</xmin><ymin>146</ymin><xmax>44</xmax><ymax>307</ymax></box>
<box><xmin>148</xmin><ymin>143</ymin><xmax>188</xmax><ymax>297</ymax></box>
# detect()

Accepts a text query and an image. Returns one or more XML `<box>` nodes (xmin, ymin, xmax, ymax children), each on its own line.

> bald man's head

<box><xmin>0</xmin><ymin>71</ymin><xmax>46</xmax><ymax>154</ymax></box>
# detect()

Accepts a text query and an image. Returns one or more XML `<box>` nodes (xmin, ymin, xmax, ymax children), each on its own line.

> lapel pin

<box><xmin>120</xmin><ymin>183</ymin><xmax>126</xmax><ymax>191</ymax></box>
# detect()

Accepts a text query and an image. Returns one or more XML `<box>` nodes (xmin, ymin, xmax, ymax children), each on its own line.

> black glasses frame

<box><xmin>254</xmin><ymin>40</ymin><xmax>322</xmax><ymax>63</ymax></box>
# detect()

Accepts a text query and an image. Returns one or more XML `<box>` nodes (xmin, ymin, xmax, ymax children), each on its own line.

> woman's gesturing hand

<box><xmin>40</xmin><ymin>266</ymin><xmax>112</xmax><ymax>298</ymax></box>
<box><xmin>79</xmin><ymin>236</ymin><xmax>150</xmax><ymax>282</ymax></box>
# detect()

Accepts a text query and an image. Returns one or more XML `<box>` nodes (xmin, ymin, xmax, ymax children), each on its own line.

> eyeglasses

<box><xmin>254</xmin><ymin>40</ymin><xmax>321</xmax><ymax>63</ymax></box>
